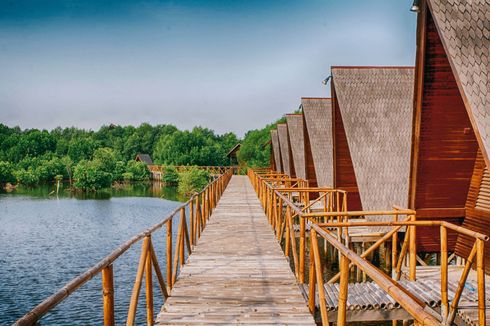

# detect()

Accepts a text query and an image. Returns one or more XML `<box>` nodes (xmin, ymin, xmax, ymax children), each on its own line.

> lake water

<box><xmin>0</xmin><ymin>183</ymin><xmax>185</xmax><ymax>326</ymax></box>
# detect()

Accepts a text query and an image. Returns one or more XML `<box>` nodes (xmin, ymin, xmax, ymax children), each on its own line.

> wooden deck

<box><xmin>155</xmin><ymin>176</ymin><xmax>315</xmax><ymax>325</ymax></box>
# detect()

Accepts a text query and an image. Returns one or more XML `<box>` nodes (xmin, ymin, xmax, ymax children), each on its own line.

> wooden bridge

<box><xmin>155</xmin><ymin>176</ymin><xmax>314</xmax><ymax>324</ymax></box>
<box><xmin>12</xmin><ymin>169</ymin><xmax>489</xmax><ymax>326</ymax></box>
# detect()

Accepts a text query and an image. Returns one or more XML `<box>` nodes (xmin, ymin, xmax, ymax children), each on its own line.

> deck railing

<box><xmin>249</xmin><ymin>168</ymin><xmax>488</xmax><ymax>326</ymax></box>
<box><xmin>14</xmin><ymin>168</ymin><xmax>234</xmax><ymax>326</ymax></box>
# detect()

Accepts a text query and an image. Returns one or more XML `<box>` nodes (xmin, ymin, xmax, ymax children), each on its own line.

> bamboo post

<box><xmin>440</xmin><ymin>225</ymin><xmax>448</xmax><ymax>324</ymax></box>
<box><xmin>179</xmin><ymin>212</ymin><xmax>185</xmax><ymax>266</ymax></box>
<box><xmin>195</xmin><ymin>196</ymin><xmax>202</xmax><ymax>240</ymax></box>
<box><xmin>145</xmin><ymin>245</ymin><xmax>154</xmax><ymax>326</ymax></box>
<box><xmin>166</xmin><ymin>219</ymin><xmax>172</xmax><ymax>289</ymax></box>
<box><xmin>338</xmin><ymin>253</ymin><xmax>350</xmax><ymax>326</ymax></box>
<box><xmin>299</xmin><ymin>215</ymin><xmax>306</xmax><ymax>283</ymax></box>
<box><xmin>181</xmin><ymin>207</ymin><xmax>191</xmax><ymax>255</ymax></box>
<box><xmin>127</xmin><ymin>236</ymin><xmax>150</xmax><ymax>326</ymax></box>
<box><xmin>286</xmin><ymin>206</ymin><xmax>299</xmax><ymax>277</ymax></box>
<box><xmin>102</xmin><ymin>265</ymin><xmax>115</xmax><ymax>326</ymax></box>
<box><xmin>308</xmin><ymin>239</ymin><xmax>316</xmax><ymax>313</ymax></box>
<box><xmin>311</xmin><ymin>229</ymin><xmax>329</xmax><ymax>325</ymax></box>
<box><xmin>189</xmin><ymin>198</ymin><xmax>194</xmax><ymax>246</ymax></box>
<box><xmin>409</xmin><ymin>215</ymin><xmax>417</xmax><ymax>281</ymax></box>
<box><xmin>476</xmin><ymin>239</ymin><xmax>485</xmax><ymax>326</ymax></box>
<box><xmin>392</xmin><ymin>214</ymin><xmax>398</xmax><ymax>278</ymax></box>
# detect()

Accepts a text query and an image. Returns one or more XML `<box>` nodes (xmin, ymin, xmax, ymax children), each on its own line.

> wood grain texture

<box><xmin>155</xmin><ymin>176</ymin><xmax>314</xmax><ymax>325</ymax></box>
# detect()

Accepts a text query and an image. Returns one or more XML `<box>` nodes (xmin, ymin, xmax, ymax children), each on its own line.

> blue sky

<box><xmin>0</xmin><ymin>1</ymin><xmax>417</xmax><ymax>136</ymax></box>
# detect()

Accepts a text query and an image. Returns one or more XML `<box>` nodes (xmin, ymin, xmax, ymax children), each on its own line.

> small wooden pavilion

<box><xmin>410</xmin><ymin>0</ymin><xmax>490</xmax><ymax>265</ymax></box>
<box><xmin>270</xmin><ymin>129</ymin><xmax>283</xmax><ymax>173</ymax></box>
<box><xmin>331</xmin><ymin>66</ymin><xmax>415</xmax><ymax>215</ymax></box>
<box><xmin>301</xmin><ymin>98</ymin><xmax>334</xmax><ymax>188</ymax></box>
<box><xmin>277</xmin><ymin>123</ymin><xmax>295</xmax><ymax>177</ymax></box>
<box><xmin>226</xmin><ymin>144</ymin><xmax>241</xmax><ymax>165</ymax></box>
<box><xmin>286</xmin><ymin>114</ymin><xmax>307</xmax><ymax>180</ymax></box>
<box><xmin>135</xmin><ymin>153</ymin><xmax>153</xmax><ymax>165</ymax></box>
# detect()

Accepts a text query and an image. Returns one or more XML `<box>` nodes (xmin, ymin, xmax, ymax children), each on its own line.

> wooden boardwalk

<box><xmin>155</xmin><ymin>176</ymin><xmax>315</xmax><ymax>325</ymax></box>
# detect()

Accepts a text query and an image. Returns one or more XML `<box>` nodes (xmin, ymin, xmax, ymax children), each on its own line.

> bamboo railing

<box><xmin>149</xmin><ymin>165</ymin><xmax>238</xmax><ymax>176</ymax></box>
<box><xmin>13</xmin><ymin>169</ymin><xmax>234</xmax><ymax>326</ymax></box>
<box><xmin>249</xmin><ymin>168</ymin><xmax>488</xmax><ymax>326</ymax></box>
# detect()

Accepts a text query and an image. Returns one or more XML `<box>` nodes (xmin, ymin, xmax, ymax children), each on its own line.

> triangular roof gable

<box><xmin>331</xmin><ymin>67</ymin><xmax>415</xmax><ymax>212</ymax></box>
<box><xmin>286</xmin><ymin>114</ymin><xmax>307</xmax><ymax>180</ymax></box>
<box><xmin>270</xmin><ymin>130</ymin><xmax>283</xmax><ymax>172</ymax></box>
<box><xmin>302</xmin><ymin>98</ymin><xmax>334</xmax><ymax>187</ymax></box>
<box><xmin>277</xmin><ymin>123</ymin><xmax>294</xmax><ymax>176</ymax></box>
<box><xmin>427</xmin><ymin>0</ymin><xmax>490</xmax><ymax>167</ymax></box>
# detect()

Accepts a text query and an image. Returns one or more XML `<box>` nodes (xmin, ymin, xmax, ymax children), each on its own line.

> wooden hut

<box><xmin>286</xmin><ymin>114</ymin><xmax>307</xmax><ymax>180</ymax></box>
<box><xmin>331</xmin><ymin>66</ymin><xmax>415</xmax><ymax>215</ymax></box>
<box><xmin>301</xmin><ymin>98</ymin><xmax>334</xmax><ymax>188</ymax></box>
<box><xmin>226</xmin><ymin>144</ymin><xmax>241</xmax><ymax>165</ymax></box>
<box><xmin>409</xmin><ymin>0</ymin><xmax>490</xmax><ymax>264</ymax></box>
<box><xmin>270</xmin><ymin>129</ymin><xmax>283</xmax><ymax>173</ymax></box>
<box><xmin>135</xmin><ymin>154</ymin><xmax>153</xmax><ymax>165</ymax></box>
<box><xmin>277</xmin><ymin>123</ymin><xmax>295</xmax><ymax>177</ymax></box>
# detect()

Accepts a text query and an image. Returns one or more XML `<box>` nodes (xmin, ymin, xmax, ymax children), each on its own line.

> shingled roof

<box><xmin>427</xmin><ymin>0</ymin><xmax>490</xmax><ymax>166</ymax></box>
<box><xmin>302</xmin><ymin>98</ymin><xmax>333</xmax><ymax>187</ymax></box>
<box><xmin>331</xmin><ymin>67</ymin><xmax>415</xmax><ymax>225</ymax></box>
<box><xmin>270</xmin><ymin>130</ymin><xmax>283</xmax><ymax>173</ymax></box>
<box><xmin>286</xmin><ymin>114</ymin><xmax>307</xmax><ymax>180</ymax></box>
<box><xmin>277</xmin><ymin>124</ymin><xmax>293</xmax><ymax>176</ymax></box>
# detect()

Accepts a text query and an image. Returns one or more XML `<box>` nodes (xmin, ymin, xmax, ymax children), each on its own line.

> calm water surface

<box><xmin>0</xmin><ymin>183</ymin><xmax>186</xmax><ymax>325</ymax></box>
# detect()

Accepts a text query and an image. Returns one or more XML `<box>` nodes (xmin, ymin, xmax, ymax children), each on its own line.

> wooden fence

<box><xmin>13</xmin><ymin>168</ymin><xmax>234</xmax><ymax>326</ymax></box>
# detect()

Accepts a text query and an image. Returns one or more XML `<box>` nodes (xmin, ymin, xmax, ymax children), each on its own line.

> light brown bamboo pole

<box><xmin>145</xmin><ymin>248</ymin><xmax>154</xmax><ymax>326</ymax></box>
<box><xmin>171</xmin><ymin>215</ymin><xmax>184</xmax><ymax>286</ymax></box>
<box><xmin>149</xmin><ymin>243</ymin><xmax>168</xmax><ymax>298</ymax></box>
<box><xmin>396</xmin><ymin>227</ymin><xmax>411</xmax><ymax>280</ymax></box>
<box><xmin>476</xmin><ymin>239</ymin><xmax>485</xmax><ymax>326</ymax></box>
<box><xmin>287</xmin><ymin>206</ymin><xmax>299</xmax><ymax>278</ymax></box>
<box><xmin>195</xmin><ymin>196</ymin><xmax>202</xmax><ymax>240</ymax></box>
<box><xmin>308</xmin><ymin>242</ymin><xmax>316</xmax><ymax>313</ymax></box>
<box><xmin>311</xmin><ymin>229</ymin><xmax>329</xmax><ymax>325</ymax></box>
<box><xmin>409</xmin><ymin>220</ymin><xmax>417</xmax><ymax>281</ymax></box>
<box><xmin>127</xmin><ymin>236</ymin><xmax>150</xmax><ymax>326</ymax></box>
<box><xmin>181</xmin><ymin>208</ymin><xmax>191</xmax><ymax>255</ymax></box>
<box><xmin>179</xmin><ymin>215</ymin><xmax>185</xmax><ymax>267</ymax></box>
<box><xmin>299</xmin><ymin>216</ymin><xmax>306</xmax><ymax>283</ymax></box>
<box><xmin>101</xmin><ymin>265</ymin><xmax>115</xmax><ymax>326</ymax></box>
<box><xmin>338</xmin><ymin>253</ymin><xmax>350</xmax><ymax>326</ymax></box>
<box><xmin>440</xmin><ymin>225</ymin><xmax>448</xmax><ymax>324</ymax></box>
<box><xmin>166</xmin><ymin>219</ymin><xmax>173</xmax><ymax>289</ymax></box>
<box><xmin>285</xmin><ymin>209</ymin><xmax>291</xmax><ymax>257</ymax></box>
<box><xmin>189</xmin><ymin>198</ymin><xmax>194</xmax><ymax>246</ymax></box>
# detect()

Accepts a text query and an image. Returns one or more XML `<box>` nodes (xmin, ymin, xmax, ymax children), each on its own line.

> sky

<box><xmin>0</xmin><ymin>0</ymin><xmax>417</xmax><ymax>137</ymax></box>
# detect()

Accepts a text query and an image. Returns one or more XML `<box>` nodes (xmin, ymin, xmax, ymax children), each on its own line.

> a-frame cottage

<box><xmin>301</xmin><ymin>98</ymin><xmax>334</xmax><ymax>189</ymax></box>
<box><xmin>286</xmin><ymin>114</ymin><xmax>307</xmax><ymax>180</ymax></box>
<box><xmin>410</xmin><ymin>0</ymin><xmax>490</xmax><ymax>269</ymax></box>
<box><xmin>270</xmin><ymin>129</ymin><xmax>283</xmax><ymax>173</ymax></box>
<box><xmin>277</xmin><ymin>123</ymin><xmax>295</xmax><ymax>177</ymax></box>
<box><xmin>331</xmin><ymin>66</ymin><xmax>415</xmax><ymax>217</ymax></box>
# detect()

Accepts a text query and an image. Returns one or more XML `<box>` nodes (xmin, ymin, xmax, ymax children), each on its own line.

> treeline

<box><xmin>0</xmin><ymin>123</ymin><xmax>238</xmax><ymax>189</ymax></box>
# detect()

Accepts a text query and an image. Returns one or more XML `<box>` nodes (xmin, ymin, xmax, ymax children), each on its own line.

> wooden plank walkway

<box><xmin>155</xmin><ymin>175</ymin><xmax>315</xmax><ymax>325</ymax></box>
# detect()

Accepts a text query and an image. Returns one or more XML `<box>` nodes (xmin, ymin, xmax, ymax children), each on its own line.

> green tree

<box><xmin>0</xmin><ymin>161</ymin><xmax>15</xmax><ymax>184</ymax></box>
<box><xmin>177</xmin><ymin>167</ymin><xmax>210</xmax><ymax>195</ymax></box>
<box><xmin>73</xmin><ymin>160</ymin><xmax>112</xmax><ymax>191</ymax></box>
<box><xmin>126</xmin><ymin>160</ymin><xmax>150</xmax><ymax>181</ymax></box>
<box><xmin>162</xmin><ymin>166</ymin><xmax>179</xmax><ymax>185</ymax></box>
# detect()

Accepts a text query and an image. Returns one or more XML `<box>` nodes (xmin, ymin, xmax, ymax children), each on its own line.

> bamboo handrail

<box><xmin>249</xmin><ymin>168</ymin><xmax>488</xmax><ymax>326</ymax></box>
<box><xmin>14</xmin><ymin>168</ymin><xmax>234</xmax><ymax>326</ymax></box>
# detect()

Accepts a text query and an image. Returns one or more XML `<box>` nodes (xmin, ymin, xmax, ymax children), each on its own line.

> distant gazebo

<box><xmin>135</xmin><ymin>153</ymin><xmax>153</xmax><ymax>165</ymax></box>
<box><xmin>226</xmin><ymin>144</ymin><xmax>241</xmax><ymax>165</ymax></box>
